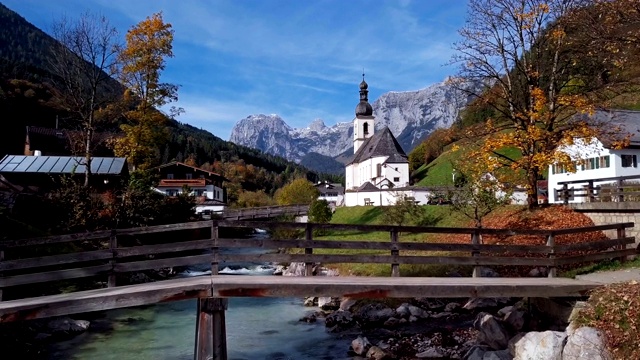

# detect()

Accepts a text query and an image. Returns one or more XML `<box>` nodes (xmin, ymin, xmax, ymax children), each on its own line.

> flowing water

<box><xmin>47</xmin><ymin>238</ymin><xmax>356</xmax><ymax>360</ymax></box>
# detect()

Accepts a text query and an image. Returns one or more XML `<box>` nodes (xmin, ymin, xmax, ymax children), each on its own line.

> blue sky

<box><xmin>4</xmin><ymin>0</ymin><xmax>469</xmax><ymax>140</ymax></box>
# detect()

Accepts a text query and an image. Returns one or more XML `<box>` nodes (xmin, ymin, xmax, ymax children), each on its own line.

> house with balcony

<box><xmin>547</xmin><ymin>110</ymin><xmax>640</xmax><ymax>203</ymax></box>
<box><xmin>151</xmin><ymin>162</ymin><xmax>226</xmax><ymax>214</ymax></box>
<box><xmin>314</xmin><ymin>181</ymin><xmax>344</xmax><ymax>207</ymax></box>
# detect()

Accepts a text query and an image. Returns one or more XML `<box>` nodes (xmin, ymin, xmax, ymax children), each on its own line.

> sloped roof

<box><xmin>348</xmin><ymin>127</ymin><xmax>408</xmax><ymax>165</ymax></box>
<box><xmin>576</xmin><ymin>109</ymin><xmax>640</xmax><ymax>148</ymax></box>
<box><xmin>0</xmin><ymin>155</ymin><xmax>127</xmax><ymax>175</ymax></box>
<box><xmin>355</xmin><ymin>181</ymin><xmax>380</xmax><ymax>192</ymax></box>
<box><xmin>152</xmin><ymin>161</ymin><xmax>224</xmax><ymax>178</ymax></box>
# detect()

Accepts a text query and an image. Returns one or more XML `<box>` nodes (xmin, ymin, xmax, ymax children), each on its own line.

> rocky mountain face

<box><xmin>228</xmin><ymin>79</ymin><xmax>478</xmax><ymax>163</ymax></box>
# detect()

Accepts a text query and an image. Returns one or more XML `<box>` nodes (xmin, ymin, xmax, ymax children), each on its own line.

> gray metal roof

<box><xmin>0</xmin><ymin>155</ymin><xmax>127</xmax><ymax>175</ymax></box>
<box><xmin>576</xmin><ymin>109</ymin><xmax>640</xmax><ymax>148</ymax></box>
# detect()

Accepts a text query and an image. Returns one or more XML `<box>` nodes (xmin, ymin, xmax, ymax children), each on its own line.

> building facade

<box><xmin>344</xmin><ymin>76</ymin><xmax>411</xmax><ymax>206</ymax></box>
<box><xmin>547</xmin><ymin>110</ymin><xmax>640</xmax><ymax>203</ymax></box>
<box><xmin>151</xmin><ymin>162</ymin><xmax>226</xmax><ymax>214</ymax></box>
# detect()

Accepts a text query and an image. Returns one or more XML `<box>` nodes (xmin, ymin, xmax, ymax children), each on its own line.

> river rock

<box><xmin>445</xmin><ymin>302</ymin><xmax>461</xmax><ymax>313</ymax></box>
<box><xmin>351</xmin><ymin>335</ymin><xmax>372</xmax><ymax>355</ymax></box>
<box><xmin>463</xmin><ymin>345</ymin><xmax>490</xmax><ymax>360</ymax></box>
<box><xmin>396</xmin><ymin>303</ymin><xmax>411</xmax><ymax>317</ymax></box>
<box><xmin>528</xmin><ymin>267</ymin><xmax>548</xmax><ymax>277</ymax></box>
<box><xmin>415</xmin><ymin>347</ymin><xmax>446</xmax><ymax>358</ymax></box>
<box><xmin>510</xmin><ymin>331</ymin><xmax>566</xmax><ymax>360</ymax></box>
<box><xmin>303</xmin><ymin>297</ymin><xmax>316</xmax><ymax>306</ymax></box>
<box><xmin>503</xmin><ymin>309</ymin><xmax>526</xmax><ymax>332</ymax></box>
<box><xmin>474</xmin><ymin>313</ymin><xmax>510</xmax><ymax>350</ymax></box>
<box><xmin>318</xmin><ymin>297</ymin><xmax>340</xmax><ymax>310</ymax></box>
<box><xmin>528</xmin><ymin>298</ymin><xmax>574</xmax><ymax>326</ymax></box>
<box><xmin>416</xmin><ymin>298</ymin><xmax>446</xmax><ymax>311</ymax></box>
<box><xmin>367</xmin><ymin>345</ymin><xmax>391</xmax><ymax>360</ymax></box>
<box><xmin>408</xmin><ymin>304</ymin><xmax>429</xmax><ymax>318</ymax></box>
<box><xmin>299</xmin><ymin>311</ymin><xmax>317</xmax><ymax>323</ymax></box>
<box><xmin>562</xmin><ymin>326</ymin><xmax>610</xmax><ymax>360</ymax></box>
<box><xmin>282</xmin><ymin>262</ymin><xmax>306</xmax><ymax>276</ymax></box>
<box><xmin>476</xmin><ymin>267</ymin><xmax>500</xmax><ymax>277</ymax></box>
<box><xmin>355</xmin><ymin>302</ymin><xmax>395</xmax><ymax>324</ymax></box>
<box><xmin>325</xmin><ymin>310</ymin><xmax>354</xmax><ymax>331</ymax></box>
<box><xmin>383</xmin><ymin>317</ymin><xmax>400</xmax><ymax>327</ymax></box>
<box><xmin>340</xmin><ymin>297</ymin><xmax>357</xmax><ymax>311</ymax></box>
<box><xmin>484</xmin><ymin>349</ymin><xmax>513</xmax><ymax>360</ymax></box>
<box><xmin>46</xmin><ymin>317</ymin><xmax>90</xmax><ymax>335</ymax></box>
<box><xmin>464</xmin><ymin>298</ymin><xmax>509</xmax><ymax>311</ymax></box>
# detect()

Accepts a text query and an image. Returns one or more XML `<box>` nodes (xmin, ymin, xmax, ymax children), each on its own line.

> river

<box><xmin>46</xmin><ymin>238</ymin><xmax>357</xmax><ymax>360</ymax></box>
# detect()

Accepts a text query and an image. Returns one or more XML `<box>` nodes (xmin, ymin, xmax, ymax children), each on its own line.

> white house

<box><xmin>151</xmin><ymin>161</ymin><xmax>227</xmax><ymax>214</ymax></box>
<box><xmin>314</xmin><ymin>181</ymin><xmax>344</xmax><ymax>207</ymax></box>
<box><xmin>548</xmin><ymin>110</ymin><xmax>640</xmax><ymax>203</ymax></box>
<box><xmin>343</xmin><ymin>76</ymin><xmax>413</xmax><ymax>207</ymax></box>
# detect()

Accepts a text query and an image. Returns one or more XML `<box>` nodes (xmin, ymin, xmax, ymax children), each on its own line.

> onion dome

<box><xmin>355</xmin><ymin>73</ymin><xmax>373</xmax><ymax>116</ymax></box>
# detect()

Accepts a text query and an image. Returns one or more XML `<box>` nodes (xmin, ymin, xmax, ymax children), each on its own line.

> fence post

<box><xmin>471</xmin><ymin>230</ymin><xmax>480</xmax><ymax>278</ymax></box>
<box><xmin>390</xmin><ymin>228</ymin><xmax>400</xmax><ymax>277</ymax></box>
<box><xmin>108</xmin><ymin>229</ymin><xmax>117</xmax><ymax>287</ymax></box>
<box><xmin>587</xmin><ymin>181</ymin><xmax>595</xmax><ymax>203</ymax></box>
<box><xmin>212</xmin><ymin>221</ymin><xmax>219</xmax><ymax>275</ymax></box>
<box><xmin>547</xmin><ymin>233</ymin><xmax>556</xmax><ymax>278</ymax></box>
<box><xmin>617</xmin><ymin>179</ymin><xmax>624</xmax><ymax>202</ymax></box>
<box><xmin>0</xmin><ymin>248</ymin><xmax>4</xmax><ymax>301</ymax></box>
<box><xmin>305</xmin><ymin>223</ymin><xmax>313</xmax><ymax>276</ymax></box>
<box><xmin>194</xmin><ymin>297</ymin><xmax>228</xmax><ymax>360</ymax></box>
<box><xmin>562</xmin><ymin>184</ymin><xmax>569</xmax><ymax>205</ymax></box>
<box><xmin>617</xmin><ymin>225</ymin><xmax>627</xmax><ymax>264</ymax></box>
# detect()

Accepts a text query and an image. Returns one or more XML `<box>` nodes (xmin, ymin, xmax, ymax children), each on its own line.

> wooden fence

<box><xmin>219</xmin><ymin>204</ymin><xmax>308</xmax><ymax>220</ymax></box>
<box><xmin>0</xmin><ymin>220</ymin><xmax>636</xmax><ymax>301</ymax></box>
<box><xmin>557</xmin><ymin>174</ymin><xmax>640</xmax><ymax>203</ymax></box>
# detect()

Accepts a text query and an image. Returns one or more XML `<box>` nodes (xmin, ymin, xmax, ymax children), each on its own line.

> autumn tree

<box><xmin>114</xmin><ymin>12</ymin><xmax>178</xmax><ymax>170</ymax></box>
<box><xmin>308</xmin><ymin>199</ymin><xmax>332</xmax><ymax>223</ymax></box>
<box><xmin>274</xmin><ymin>178</ymin><xmax>319</xmax><ymax>205</ymax></box>
<box><xmin>49</xmin><ymin>13</ymin><xmax>120</xmax><ymax>186</ymax></box>
<box><xmin>451</xmin><ymin>0</ymin><xmax>632</xmax><ymax>208</ymax></box>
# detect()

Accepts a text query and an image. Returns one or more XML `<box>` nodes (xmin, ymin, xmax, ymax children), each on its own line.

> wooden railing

<box><xmin>0</xmin><ymin>221</ymin><xmax>636</xmax><ymax>301</ymax></box>
<box><xmin>220</xmin><ymin>204</ymin><xmax>308</xmax><ymax>220</ymax></box>
<box><xmin>557</xmin><ymin>174</ymin><xmax>640</xmax><ymax>203</ymax></box>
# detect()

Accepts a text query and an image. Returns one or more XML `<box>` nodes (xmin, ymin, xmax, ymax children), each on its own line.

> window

<box><xmin>195</xmin><ymin>190</ymin><xmax>205</xmax><ymax>197</ymax></box>
<box><xmin>376</xmin><ymin>164</ymin><xmax>382</xmax><ymax>177</ymax></box>
<box><xmin>167</xmin><ymin>173</ymin><xmax>174</xmax><ymax>179</ymax></box>
<box><xmin>363</xmin><ymin>122</ymin><xmax>369</xmax><ymax>135</ymax></box>
<box><xmin>622</xmin><ymin>154</ymin><xmax>637</xmax><ymax>168</ymax></box>
<box><xmin>393</xmin><ymin>177</ymin><xmax>400</xmax><ymax>182</ymax></box>
<box><xmin>186</xmin><ymin>173</ymin><xmax>193</xmax><ymax>179</ymax></box>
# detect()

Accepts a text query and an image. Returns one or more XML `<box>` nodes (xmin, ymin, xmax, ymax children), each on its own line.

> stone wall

<box><xmin>570</xmin><ymin>202</ymin><xmax>640</xmax><ymax>246</ymax></box>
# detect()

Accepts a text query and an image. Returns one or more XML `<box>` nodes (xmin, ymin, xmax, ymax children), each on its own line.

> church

<box><xmin>344</xmin><ymin>76</ymin><xmax>413</xmax><ymax>207</ymax></box>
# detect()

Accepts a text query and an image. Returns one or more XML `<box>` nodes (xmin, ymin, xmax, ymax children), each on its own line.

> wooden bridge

<box><xmin>0</xmin><ymin>220</ymin><xmax>637</xmax><ymax>359</ymax></box>
<box><xmin>216</xmin><ymin>204</ymin><xmax>308</xmax><ymax>220</ymax></box>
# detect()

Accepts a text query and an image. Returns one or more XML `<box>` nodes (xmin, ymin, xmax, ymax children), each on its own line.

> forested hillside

<box><xmin>0</xmin><ymin>3</ymin><xmax>338</xmax><ymax>200</ymax></box>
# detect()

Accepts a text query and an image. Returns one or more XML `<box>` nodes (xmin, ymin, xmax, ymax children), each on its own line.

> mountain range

<box><xmin>229</xmin><ymin>79</ymin><xmax>479</xmax><ymax>168</ymax></box>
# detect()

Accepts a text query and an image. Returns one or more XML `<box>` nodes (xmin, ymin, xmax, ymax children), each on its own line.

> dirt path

<box><xmin>575</xmin><ymin>268</ymin><xmax>640</xmax><ymax>284</ymax></box>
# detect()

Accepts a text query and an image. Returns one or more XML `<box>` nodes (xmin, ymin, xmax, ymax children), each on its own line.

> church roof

<box><xmin>356</xmin><ymin>181</ymin><xmax>380</xmax><ymax>191</ymax></box>
<box><xmin>347</xmin><ymin>127</ymin><xmax>408</xmax><ymax>165</ymax></box>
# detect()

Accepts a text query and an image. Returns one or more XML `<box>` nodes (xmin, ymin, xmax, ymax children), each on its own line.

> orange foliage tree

<box><xmin>451</xmin><ymin>0</ymin><xmax>634</xmax><ymax>208</ymax></box>
<box><xmin>114</xmin><ymin>12</ymin><xmax>179</xmax><ymax>170</ymax></box>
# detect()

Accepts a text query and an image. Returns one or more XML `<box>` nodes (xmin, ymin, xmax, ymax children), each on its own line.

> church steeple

<box><xmin>353</xmin><ymin>73</ymin><xmax>375</xmax><ymax>153</ymax></box>
<box><xmin>355</xmin><ymin>73</ymin><xmax>373</xmax><ymax>116</ymax></box>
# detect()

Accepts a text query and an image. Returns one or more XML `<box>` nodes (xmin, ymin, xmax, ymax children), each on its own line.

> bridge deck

<box><xmin>0</xmin><ymin>275</ymin><xmax>600</xmax><ymax>322</ymax></box>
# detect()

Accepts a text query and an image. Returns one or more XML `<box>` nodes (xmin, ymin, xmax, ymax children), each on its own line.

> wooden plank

<box><xmin>116</xmin><ymin>221</ymin><xmax>213</xmax><ymax>235</ymax></box>
<box><xmin>0</xmin><ymin>249</ymin><xmax>113</xmax><ymax>271</ymax></box>
<box><xmin>115</xmin><ymin>239</ymin><xmax>215</xmax><ymax>257</ymax></box>
<box><xmin>554</xmin><ymin>248</ymin><xmax>638</xmax><ymax>266</ymax></box>
<box><xmin>208</xmin><ymin>276</ymin><xmax>599</xmax><ymax>299</ymax></box>
<box><xmin>549</xmin><ymin>223</ymin><xmax>634</xmax><ymax>236</ymax></box>
<box><xmin>218</xmin><ymin>254</ymin><xmax>554</xmax><ymax>266</ymax></box>
<box><xmin>114</xmin><ymin>254</ymin><xmax>212</xmax><ymax>273</ymax></box>
<box><xmin>0</xmin><ymin>276</ymin><xmax>213</xmax><ymax>322</ymax></box>
<box><xmin>0</xmin><ymin>276</ymin><xmax>599</xmax><ymax>322</ymax></box>
<box><xmin>554</xmin><ymin>237</ymin><xmax>635</xmax><ymax>253</ymax></box>
<box><xmin>216</xmin><ymin>221</ymin><xmax>553</xmax><ymax>236</ymax></box>
<box><xmin>216</xmin><ymin>238</ymin><xmax>553</xmax><ymax>254</ymax></box>
<box><xmin>0</xmin><ymin>264</ymin><xmax>112</xmax><ymax>287</ymax></box>
<box><xmin>0</xmin><ymin>230</ymin><xmax>111</xmax><ymax>249</ymax></box>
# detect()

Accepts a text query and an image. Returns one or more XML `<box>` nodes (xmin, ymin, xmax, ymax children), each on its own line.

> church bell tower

<box><xmin>353</xmin><ymin>74</ymin><xmax>374</xmax><ymax>153</ymax></box>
